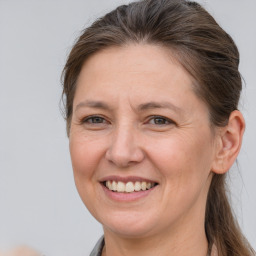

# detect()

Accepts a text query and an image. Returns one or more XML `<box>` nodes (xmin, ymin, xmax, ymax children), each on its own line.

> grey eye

<box><xmin>84</xmin><ymin>116</ymin><xmax>106</xmax><ymax>124</ymax></box>
<box><xmin>148</xmin><ymin>116</ymin><xmax>173</xmax><ymax>125</ymax></box>
<box><xmin>153</xmin><ymin>117</ymin><xmax>168</xmax><ymax>124</ymax></box>
<box><xmin>90</xmin><ymin>117</ymin><xmax>105</xmax><ymax>123</ymax></box>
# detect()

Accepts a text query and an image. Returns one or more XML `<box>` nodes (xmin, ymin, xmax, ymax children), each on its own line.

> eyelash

<box><xmin>146</xmin><ymin>116</ymin><xmax>175</xmax><ymax>126</ymax></box>
<box><xmin>81</xmin><ymin>115</ymin><xmax>108</xmax><ymax>125</ymax></box>
<box><xmin>80</xmin><ymin>115</ymin><xmax>176</xmax><ymax>127</ymax></box>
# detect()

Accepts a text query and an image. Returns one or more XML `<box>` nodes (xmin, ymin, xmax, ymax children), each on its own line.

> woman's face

<box><xmin>69</xmin><ymin>44</ymin><xmax>219</xmax><ymax>239</ymax></box>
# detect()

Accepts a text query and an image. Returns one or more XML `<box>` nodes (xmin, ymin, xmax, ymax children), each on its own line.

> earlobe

<box><xmin>211</xmin><ymin>110</ymin><xmax>245</xmax><ymax>174</ymax></box>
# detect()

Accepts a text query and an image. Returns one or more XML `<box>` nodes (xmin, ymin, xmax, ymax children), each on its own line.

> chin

<box><xmin>99</xmin><ymin>211</ymin><xmax>161</xmax><ymax>238</ymax></box>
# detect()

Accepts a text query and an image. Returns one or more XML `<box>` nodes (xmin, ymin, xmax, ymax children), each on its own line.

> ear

<box><xmin>212</xmin><ymin>110</ymin><xmax>245</xmax><ymax>174</ymax></box>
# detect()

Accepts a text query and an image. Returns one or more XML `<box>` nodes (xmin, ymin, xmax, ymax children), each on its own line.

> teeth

<box><xmin>141</xmin><ymin>181</ymin><xmax>147</xmax><ymax>191</ymax></box>
<box><xmin>112</xmin><ymin>181</ymin><xmax>117</xmax><ymax>191</ymax></box>
<box><xmin>106</xmin><ymin>181</ymin><xmax>112</xmax><ymax>190</ymax></box>
<box><xmin>134</xmin><ymin>181</ymin><xmax>141</xmax><ymax>191</ymax></box>
<box><xmin>105</xmin><ymin>180</ymin><xmax>155</xmax><ymax>193</ymax></box>
<box><xmin>117</xmin><ymin>181</ymin><xmax>125</xmax><ymax>192</ymax></box>
<box><xmin>146</xmin><ymin>182</ymin><xmax>152</xmax><ymax>189</ymax></box>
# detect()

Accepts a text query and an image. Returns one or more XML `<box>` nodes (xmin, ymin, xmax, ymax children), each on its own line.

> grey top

<box><xmin>89</xmin><ymin>236</ymin><xmax>104</xmax><ymax>256</ymax></box>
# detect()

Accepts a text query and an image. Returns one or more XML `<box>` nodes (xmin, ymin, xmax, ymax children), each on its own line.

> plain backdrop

<box><xmin>0</xmin><ymin>0</ymin><xmax>255</xmax><ymax>255</ymax></box>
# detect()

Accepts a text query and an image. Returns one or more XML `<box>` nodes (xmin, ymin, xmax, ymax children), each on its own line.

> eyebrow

<box><xmin>75</xmin><ymin>100</ymin><xmax>112</xmax><ymax>112</ymax></box>
<box><xmin>75</xmin><ymin>100</ymin><xmax>183</xmax><ymax>114</ymax></box>
<box><xmin>138</xmin><ymin>101</ymin><xmax>183</xmax><ymax>114</ymax></box>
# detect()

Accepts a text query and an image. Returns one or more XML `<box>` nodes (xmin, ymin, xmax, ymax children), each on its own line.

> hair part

<box><xmin>62</xmin><ymin>0</ymin><xmax>255</xmax><ymax>255</ymax></box>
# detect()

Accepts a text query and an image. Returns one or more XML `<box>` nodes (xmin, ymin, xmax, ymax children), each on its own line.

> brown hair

<box><xmin>62</xmin><ymin>0</ymin><xmax>255</xmax><ymax>255</ymax></box>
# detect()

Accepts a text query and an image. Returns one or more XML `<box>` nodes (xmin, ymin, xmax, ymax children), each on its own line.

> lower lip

<box><xmin>101</xmin><ymin>183</ymin><xmax>157</xmax><ymax>202</ymax></box>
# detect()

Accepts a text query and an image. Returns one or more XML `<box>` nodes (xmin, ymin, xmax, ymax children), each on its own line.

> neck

<box><xmin>102</xmin><ymin>218</ymin><xmax>209</xmax><ymax>256</ymax></box>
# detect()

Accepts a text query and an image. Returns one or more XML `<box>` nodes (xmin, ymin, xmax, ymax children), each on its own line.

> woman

<box><xmin>62</xmin><ymin>0</ymin><xmax>255</xmax><ymax>255</ymax></box>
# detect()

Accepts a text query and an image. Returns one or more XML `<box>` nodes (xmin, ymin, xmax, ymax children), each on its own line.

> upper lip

<box><xmin>99</xmin><ymin>175</ymin><xmax>159</xmax><ymax>184</ymax></box>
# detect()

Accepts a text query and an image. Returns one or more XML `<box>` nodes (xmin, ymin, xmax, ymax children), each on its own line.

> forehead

<box><xmin>76</xmin><ymin>44</ymin><xmax>195</xmax><ymax>97</ymax></box>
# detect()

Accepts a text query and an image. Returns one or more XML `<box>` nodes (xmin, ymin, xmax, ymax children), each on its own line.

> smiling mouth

<box><xmin>103</xmin><ymin>180</ymin><xmax>158</xmax><ymax>193</ymax></box>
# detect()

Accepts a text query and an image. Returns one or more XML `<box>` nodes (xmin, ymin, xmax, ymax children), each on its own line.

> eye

<box><xmin>81</xmin><ymin>115</ymin><xmax>108</xmax><ymax>125</ymax></box>
<box><xmin>147</xmin><ymin>116</ymin><xmax>175</xmax><ymax>125</ymax></box>
<box><xmin>85</xmin><ymin>116</ymin><xmax>105</xmax><ymax>123</ymax></box>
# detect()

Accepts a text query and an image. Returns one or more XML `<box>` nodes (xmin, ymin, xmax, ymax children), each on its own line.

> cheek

<box><xmin>69</xmin><ymin>136</ymin><xmax>105</xmax><ymax>213</ymax></box>
<box><xmin>147</xmin><ymin>132</ymin><xmax>214</xmax><ymax>215</ymax></box>
<box><xmin>69</xmin><ymin>135</ymin><xmax>104</xmax><ymax>180</ymax></box>
<box><xmin>146</xmin><ymin>131</ymin><xmax>214</xmax><ymax>181</ymax></box>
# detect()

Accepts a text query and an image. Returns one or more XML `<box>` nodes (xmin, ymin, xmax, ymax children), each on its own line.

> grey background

<box><xmin>0</xmin><ymin>0</ymin><xmax>255</xmax><ymax>255</ymax></box>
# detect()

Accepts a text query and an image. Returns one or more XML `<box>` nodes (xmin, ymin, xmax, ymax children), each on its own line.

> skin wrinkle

<box><xmin>69</xmin><ymin>44</ymin><xmax>218</xmax><ymax>256</ymax></box>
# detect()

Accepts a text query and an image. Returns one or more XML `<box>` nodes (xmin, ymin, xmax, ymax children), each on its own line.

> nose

<box><xmin>105</xmin><ymin>124</ymin><xmax>145</xmax><ymax>168</ymax></box>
